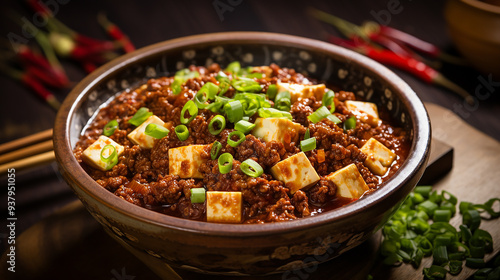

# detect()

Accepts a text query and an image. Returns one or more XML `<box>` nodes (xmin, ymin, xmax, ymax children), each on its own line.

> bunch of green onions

<box><xmin>380</xmin><ymin>186</ymin><xmax>500</xmax><ymax>279</ymax></box>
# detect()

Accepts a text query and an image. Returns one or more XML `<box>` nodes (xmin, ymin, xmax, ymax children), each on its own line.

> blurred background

<box><xmin>0</xmin><ymin>0</ymin><xmax>499</xmax><ymax>278</ymax></box>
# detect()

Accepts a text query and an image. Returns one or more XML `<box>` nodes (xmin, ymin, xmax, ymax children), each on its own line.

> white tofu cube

<box><xmin>206</xmin><ymin>191</ymin><xmax>242</xmax><ymax>223</ymax></box>
<box><xmin>277</xmin><ymin>82</ymin><xmax>326</xmax><ymax>103</ymax></box>
<box><xmin>82</xmin><ymin>135</ymin><xmax>124</xmax><ymax>171</ymax></box>
<box><xmin>251</xmin><ymin>118</ymin><xmax>302</xmax><ymax>144</ymax></box>
<box><xmin>345</xmin><ymin>100</ymin><xmax>380</xmax><ymax>127</ymax></box>
<box><xmin>168</xmin><ymin>144</ymin><xmax>209</xmax><ymax>179</ymax></box>
<box><xmin>127</xmin><ymin>115</ymin><xmax>166</xmax><ymax>149</ymax></box>
<box><xmin>360</xmin><ymin>138</ymin><xmax>396</xmax><ymax>176</ymax></box>
<box><xmin>250</xmin><ymin>66</ymin><xmax>273</xmax><ymax>77</ymax></box>
<box><xmin>325</xmin><ymin>163</ymin><xmax>369</xmax><ymax>199</ymax></box>
<box><xmin>270</xmin><ymin>152</ymin><xmax>320</xmax><ymax>194</ymax></box>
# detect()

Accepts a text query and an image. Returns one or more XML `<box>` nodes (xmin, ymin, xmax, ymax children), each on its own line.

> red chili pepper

<box><xmin>376</xmin><ymin>25</ymin><xmax>440</xmax><ymax>58</ymax></box>
<box><xmin>81</xmin><ymin>61</ymin><xmax>97</xmax><ymax>73</ymax></box>
<box><xmin>98</xmin><ymin>13</ymin><xmax>135</xmax><ymax>53</ymax></box>
<box><xmin>27</xmin><ymin>0</ymin><xmax>52</xmax><ymax>16</ymax></box>
<box><xmin>17</xmin><ymin>45</ymin><xmax>69</xmax><ymax>88</ymax></box>
<box><xmin>355</xmin><ymin>45</ymin><xmax>473</xmax><ymax>104</ymax></box>
<box><xmin>21</xmin><ymin>74</ymin><xmax>60</xmax><ymax>110</ymax></box>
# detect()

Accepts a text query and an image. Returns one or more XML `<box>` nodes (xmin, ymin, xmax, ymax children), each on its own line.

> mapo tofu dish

<box><xmin>73</xmin><ymin>62</ymin><xmax>409</xmax><ymax>224</ymax></box>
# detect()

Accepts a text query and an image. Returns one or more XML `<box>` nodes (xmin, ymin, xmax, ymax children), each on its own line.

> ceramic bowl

<box><xmin>53</xmin><ymin>32</ymin><xmax>430</xmax><ymax>277</ymax></box>
<box><xmin>445</xmin><ymin>0</ymin><xmax>500</xmax><ymax>78</ymax></box>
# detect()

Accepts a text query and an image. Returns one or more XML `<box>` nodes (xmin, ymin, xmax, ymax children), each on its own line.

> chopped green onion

<box><xmin>442</xmin><ymin>190</ymin><xmax>458</xmax><ymax>205</ymax></box>
<box><xmin>240</xmin><ymin>159</ymin><xmax>263</xmax><ymax>177</ymax></box>
<box><xmin>225</xmin><ymin>61</ymin><xmax>241</xmax><ymax>73</ymax></box>
<box><xmin>448</xmin><ymin>260</ymin><xmax>463</xmax><ymax>275</ymax></box>
<box><xmin>433</xmin><ymin>245</ymin><xmax>448</xmax><ymax>265</ymax></box>
<box><xmin>463</xmin><ymin>209</ymin><xmax>481</xmax><ymax>231</ymax></box>
<box><xmin>180</xmin><ymin>100</ymin><xmax>198</xmax><ymax>124</ymax></box>
<box><xmin>423</xmin><ymin>265</ymin><xmax>447</xmax><ymax>280</ymax></box>
<box><xmin>175</xmin><ymin>125</ymin><xmax>189</xmax><ymax>141</ymax></box>
<box><xmin>231</xmin><ymin>77</ymin><xmax>262</xmax><ymax>92</ymax></box>
<box><xmin>326</xmin><ymin>114</ymin><xmax>341</xmax><ymax>124</ymax></box>
<box><xmin>171</xmin><ymin>79</ymin><xmax>182</xmax><ymax>95</ymax></box>
<box><xmin>218</xmin><ymin>152</ymin><xmax>233</xmax><ymax>174</ymax></box>
<box><xmin>175</xmin><ymin>68</ymin><xmax>199</xmax><ymax>80</ymax></box>
<box><xmin>414</xmin><ymin>186</ymin><xmax>432</xmax><ymax>198</ymax></box>
<box><xmin>275</xmin><ymin>90</ymin><xmax>291</xmax><ymax>111</ymax></box>
<box><xmin>258</xmin><ymin>107</ymin><xmax>293</xmax><ymax>120</ymax></box>
<box><xmin>459</xmin><ymin>224</ymin><xmax>472</xmax><ymax>243</ymax></box>
<box><xmin>100</xmin><ymin>144</ymin><xmax>118</xmax><ymax>170</ymax></box>
<box><xmin>469</xmin><ymin>236</ymin><xmax>486</xmax><ymax>258</ymax></box>
<box><xmin>417</xmin><ymin>200</ymin><xmax>438</xmax><ymax>217</ymax></box>
<box><xmin>308</xmin><ymin>106</ymin><xmax>330</xmax><ymax>124</ymax></box>
<box><xmin>218</xmin><ymin>80</ymin><xmax>231</xmax><ymax>96</ymax></box>
<box><xmin>145</xmin><ymin>123</ymin><xmax>169</xmax><ymax>139</ymax></box>
<box><xmin>301</xmin><ymin>137</ymin><xmax>316</xmax><ymax>152</ymax></box>
<box><xmin>224</xmin><ymin>100</ymin><xmax>243</xmax><ymax>123</ymax></box>
<box><xmin>266</xmin><ymin>84</ymin><xmax>278</xmax><ymax>100</ymax></box>
<box><xmin>433</xmin><ymin>209</ymin><xmax>452</xmax><ymax>223</ymax></box>
<box><xmin>235</xmin><ymin>120</ymin><xmax>255</xmax><ymax>134</ymax></box>
<box><xmin>194</xmin><ymin>91</ymin><xmax>209</xmax><ymax>109</ymax></box>
<box><xmin>129</xmin><ymin>107</ymin><xmax>152</xmax><ymax>126</ymax></box>
<box><xmin>322</xmin><ymin>90</ymin><xmax>335</xmax><ymax>112</ymax></box>
<box><xmin>208</xmin><ymin>115</ymin><xmax>226</xmax><ymax>135</ymax></box>
<box><xmin>210</xmin><ymin>141</ymin><xmax>222</xmax><ymax>160</ymax></box>
<box><xmin>103</xmin><ymin>119</ymin><xmax>118</xmax><ymax>136</ymax></box>
<box><xmin>190</xmin><ymin>188</ymin><xmax>206</xmax><ymax>203</ymax></box>
<box><xmin>473</xmin><ymin>229</ymin><xmax>493</xmax><ymax>252</ymax></box>
<box><xmin>304</xmin><ymin>129</ymin><xmax>310</xmax><ymax>140</ymax></box>
<box><xmin>227</xmin><ymin>131</ymin><xmax>245</xmax><ymax>147</ymax></box>
<box><xmin>343</xmin><ymin>116</ymin><xmax>357</xmax><ymax>130</ymax></box>
<box><xmin>466</xmin><ymin>258</ymin><xmax>486</xmax><ymax>269</ymax></box>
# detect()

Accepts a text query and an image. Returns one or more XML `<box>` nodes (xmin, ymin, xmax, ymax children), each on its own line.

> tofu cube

<box><xmin>127</xmin><ymin>115</ymin><xmax>166</xmax><ymax>149</ymax></box>
<box><xmin>252</xmin><ymin>118</ymin><xmax>302</xmax><ymax>144</ymax></box>
<box><xmin>251</xmin><ymin>66</ymin><xmax>273</xmax><ymax>77</ymax></box>
<box><xmin>325</xmin><ymin>163</ymin><xmax>369</xmax><ymax>199</ymax></box>
<box><xmin>168</xmin><ymin>144</ymin><xmax>209</xmax><ymax>179</ymax></box>
<box><xmin>82</xmin><ymin>135</ymin><xmax>124</xmax><ymax>171</ymax></box>
<box><xmin>345</xmin><ymin>100</ymin><xmax>380</xmax><ymax>127</ymax></box>
<box><xmin>206</xmin><ymin>191</ymin><xmax>242</xmax><ymax>223</ymax></box>
<box><xmin>277</xmin><ymin>82</ymin><xmax>326</xmax><ymax>103</ymax></box>
<box><xmin>360</xmin><ymin>138</ymin><xmax>396</xmax><ymax>176</ymax></box>
<box><xmin>270</xmin><ymin>152</ymin><xmax>320</xmax><ymax>194</ymax></box>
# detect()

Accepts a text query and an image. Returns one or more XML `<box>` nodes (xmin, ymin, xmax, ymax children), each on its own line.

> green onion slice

<box><xmin>208</xmin><ymin>115</ymin><xmax>226</xmax><ymax>135</ymax></box>
<box><xmin>231</xmin><ymin>77</ymin><xmax>262</xmax><ymax>92</ymax></box>
<box><xmin>414</xmin><ymin>186</ymin><xmax>432</xmax><ymax>198</ymax></box>
<box><xmin>322</xmin><ymin>90</ymin><xmax>335</xmax><ymax>108</ymax></box>
<box><xmin>224</xmin><ymin>100</ymin><xmax>243</xmax><ymax>123</ymax></box>
<box><xmin>103</xmin><ymin>119</ymin><xmax>118</xmax><ymax>136</ymax></box>
<box><xmin>210</xmin><ymin>141</ymin><xmax>222</xmax><ymax>160</ymax></box>
<box><xmin>190</xmin><ymin>188</ymin><xmax>206</xmax><ymax>203</ymax></box>
<box><xmin>180</xmin><ymin>100</ymin><xmax>198</xmax><ymax>124</ymax></box>
<box><xmin>423</xmin><ymin>265</ymin><xmax>447</xmax><ymax>279</ymax></box>
<box><xmin>100</xmin><ymin>144</ymin><xmax>118</xmax><ymax>170</ymax></box>
<box><xmin>145</xmin><ymin>123</ymin><xmax>169</xmax><ymax>139</ymax></box>
<box><xmin>258</xmin><ymin>107</ymin><xmax>292</xmax><ymax>120</ymax></box>
<box><xmin>235</xmin><ymin>120</ymin><xmax>255</xmax><ymax>134</ymax></box>
<box><xmin>218</xmin><ymin>152</ymin><xmax>233</xmax><ymax>174</ymax></box>
<box><xmin>170</xmin><ymin>79</ymin><xmax>182</xmax><ymax>95</ymax></box>
<box><xmin>308</xmin><ymin>106</ymin><xmax>330</xmax><ymax>124</ymax></box>
<box><xmin>175</xmin><ymin>68</ymin><xmax>199</xmax><ymax>80</ymax></box>
<box><xmin>304</xmin><ymin>129</ymin><xmax>310</xmax><ymax>140</ymax></box>
<box><xmin>301</xmin><ymin>137</ymin><xmax>316</xmax><ymax>152</ymax></box>
<box><xmin>225</xmin><ymin>61</ymin><xmax>241</xmax><ymax>74</ymax></box>
<box><xmin>174</xmin><ymin>125</ymin><xmax>189</xmax><ymax>141</ymax></box>
<box><xmin>227</xmin><ymin>131</ymin><xmax>246</xmax><ymax>147</ymax></box>
<box><xmin>466</xmin><ymin>258</ymin><xmax>486</xmax><ymax>269</ymax></box>
<box><xmin>343</xmin><ymin>116</ymin><xmax>357</xmax><ymax>130</ymax></box>
<box><xmin>129</xmin><ymin>107</ymin><xmax>153</xmax><ymax>126</ymax></box>
<box><xmin>266</xmin><ymin>84</ymin><xmax>278</xmax><ymax>100</ymax></box>
<box><xmin>463</xmin><ymin>209</ymin><xmax>481</xmax><ymax>231</ymax></box>
<box><xmin>326</xmin><ymin>114</ymin><xmax>341</xmax><ymax>124</ymax></box>
<box><xmin>275</xmin><ymin>90</ymin><xmax>291</xmax><ymax>111</ymax></box>
<box><xmin>240</xmin><ymin>159</ymin><xmax>263</xmax><ymax>177</ymax></box>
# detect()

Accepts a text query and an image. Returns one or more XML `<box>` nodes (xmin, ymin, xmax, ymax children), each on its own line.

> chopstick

<box><xmin>0</xmin><ymin>128</ymin><xmax>55</xmax><ymax>175</ymax></box>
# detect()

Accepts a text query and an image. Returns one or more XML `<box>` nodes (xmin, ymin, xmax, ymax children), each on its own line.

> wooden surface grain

<box><xmin>2</xmin><ymin>103</ymin><xmax>499</xmax><ymax>279</ymax></box>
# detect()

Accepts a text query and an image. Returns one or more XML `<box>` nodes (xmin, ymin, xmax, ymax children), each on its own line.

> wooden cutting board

<box><xmin>1</xmin><ymin>103</ymin><xmax>499</xmax><ymax>280</ymax></box>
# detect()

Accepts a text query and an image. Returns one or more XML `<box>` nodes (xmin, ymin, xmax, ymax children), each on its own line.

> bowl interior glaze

<box><xmin>54</xmin><ymin>32</ymin><xmax>430</xmax><ymax>276</ymax></box>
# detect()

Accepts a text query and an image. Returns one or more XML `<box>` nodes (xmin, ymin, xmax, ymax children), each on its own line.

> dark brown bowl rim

<box><xmin>54</xmin><ymin>32</ymin><xmax>431</xmax><ymax>237</ymax></box>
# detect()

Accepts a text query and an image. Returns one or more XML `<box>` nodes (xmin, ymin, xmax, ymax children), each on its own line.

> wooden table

<box><xmin>2</xmin><ymin>103</ymin><xmax>499</xmax><ymax>280</ymax></box>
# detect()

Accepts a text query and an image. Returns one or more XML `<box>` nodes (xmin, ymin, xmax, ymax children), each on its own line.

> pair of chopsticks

<box><xmin>0</xmin><ymin>129</ymin><xmax>55</xmax><ymax>175</ymax></box>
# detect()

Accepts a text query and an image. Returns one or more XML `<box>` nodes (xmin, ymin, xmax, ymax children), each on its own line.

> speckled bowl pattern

<box><xmin>53</xmin><ymin>32</ymin><xmax>431</xmax><ymax>276</ymax></box>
